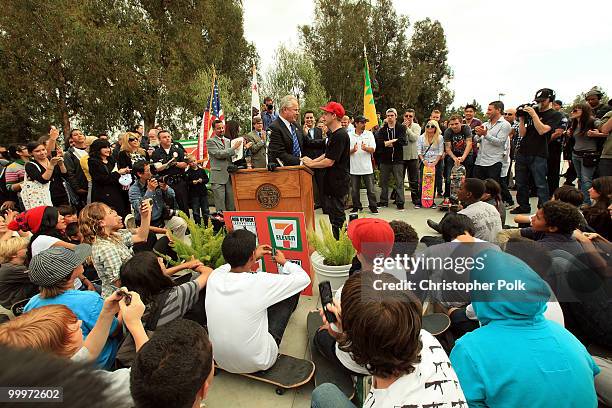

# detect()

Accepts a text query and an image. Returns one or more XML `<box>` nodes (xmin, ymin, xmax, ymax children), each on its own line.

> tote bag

<box><xmin>21</xmin><ymin>164</ymin><xmax>53</xmax><ymax>210</ymax></box>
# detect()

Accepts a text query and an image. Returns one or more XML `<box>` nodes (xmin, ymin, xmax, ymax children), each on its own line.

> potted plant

<box><xmin>158</xmin><ymin>212</ymin><xmax>226</xmax><ymax>269</ymax></box>
<box><xmin>307</xmin><ymin>219</ymin><xmax>356</xmax><ymax>292</ymax></box>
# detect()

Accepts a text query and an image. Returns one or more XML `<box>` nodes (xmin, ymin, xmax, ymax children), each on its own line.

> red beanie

<box><xmin>8</xmin><ymin>206</ymin><xmax>48</xmax><ymax>234</ymax></box>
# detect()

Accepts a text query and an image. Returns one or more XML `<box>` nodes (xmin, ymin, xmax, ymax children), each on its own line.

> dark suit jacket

<box><xmin>267</xmin><ymin>118</ymin><xmax>324</xmax><ymax>166</ymax></box>
<box><xmin>303</xmin><ymin>127</ymin><xmax>326</xmax><ymax>159</ymax></box>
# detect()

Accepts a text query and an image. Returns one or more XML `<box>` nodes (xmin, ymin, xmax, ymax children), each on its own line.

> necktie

<box><xmin>291</xmin><ymin>125</ymin><xmax>301</xmax><ymax>158</ymax></box>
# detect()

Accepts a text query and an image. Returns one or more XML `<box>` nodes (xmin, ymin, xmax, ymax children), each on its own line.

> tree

<box><xmin>261</xmin><ymin>45</ymin><xmax>328</xmax><ymax>120</ymax></box>
<box><xmin>565</xmin><ymin>86</ymin><xmax>609</xmax><ymax>114</ymax></box>
<box><xmin>446</xmin><ymin>99</ymin><xmax>486</xmax><ymax>122</ymax></box>
<box><xmin>300</xmin><ymin>1</ymin><xmax>453</xmax><ymax>121</ymax></box>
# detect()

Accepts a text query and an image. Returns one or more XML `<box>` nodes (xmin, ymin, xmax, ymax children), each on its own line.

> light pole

<box><xmin>498</xmin><ymin>92</ymin><xmax>506</xmax><ymax>100</ymax></box>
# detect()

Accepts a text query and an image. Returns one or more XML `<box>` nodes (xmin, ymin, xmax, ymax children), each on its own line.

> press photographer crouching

<box><xmin>128</xmin><ymin>160</ymin><xmax>187</xmax><ymax>241</ymax></box>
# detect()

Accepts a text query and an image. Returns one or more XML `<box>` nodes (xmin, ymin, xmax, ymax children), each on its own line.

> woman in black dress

<box><xmin>24</xmin><ymin>141</ymin><xmax>69</xmax><ymax>207</ymax></box>
<box><xmin>88</xmin><ymin>138</ymin><xmax>131</xmax><ymax>219</ymax></box>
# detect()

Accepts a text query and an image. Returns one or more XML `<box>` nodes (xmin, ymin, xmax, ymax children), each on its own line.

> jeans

<box><xmin>403</xmin><ymin>159</ymin><xmax>419</xmax><ymax>204</ymax></box>
<box><xmin>379</xmin><ymin>163</ymin><xmax>405</xmax><ymax>206</ymax></box>
<box><xmin>350</xmin><ymin>174</ymin><xmax>378</xmax><ymax>210</ymax></box>
<box><xmin>168</xmin><ymin>179</ymin><xmax>190</xmax><ymax>214</ymax></box>
<box><xmin>515</xmin><ymin>154</ymin><xmax>549</xmax><ymax>209</ymax></box>
<box><xmin>547</xmin><ymin>141</ymin><xmax>563</xmax><ymax>197</ymax></box>
<box><xmin>267</xmin><ymin>292</ymin><xmax>300</xmax><ymax>346</ymax></box>
<box><xmin>500</xmin><ymin>175</ymin><xmax>514</xmax><ymax>204</ymax></box>
<box><xmin>190</xmin><ymin>193</ymin><xmax>209</xmax><ymax>224</ymax></box>
<box><xmin>313</xmin><ymin>329</ymin><xmax>364</xmax><ymax>376</ymax></box>
<box><xmin>443</xmin><ymin>155</ymin><xmax>473</xmax><ymax>198</ymax></box>
<box><xmin>323</xmin><ymin>195</ymin><xmax>346</xmax><ymax>239</ymax></box>
<box><xmin>474</xmin><ymin>162</ymin><xmax>502</xmax><ymax>184</ymax></box>
<box><xmin>572</xmin><ymin>153</ymin><xmax>597</xmax><ymax>205</ymax></box>
<box><xmin>311</xmin><ymin>383</ymin><xmax>356</xmax><ymax>408</ymax></box>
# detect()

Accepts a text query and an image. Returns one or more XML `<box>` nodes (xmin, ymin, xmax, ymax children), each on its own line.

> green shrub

<box><xmin>307</xmin><ymin>219</ymin><xmax>355</xmax><ymax>266</ymax></box>
<box><xmin>159</xmin><ymin>211</ymin><xmax>226</xmax><ymax>268</ymax></box>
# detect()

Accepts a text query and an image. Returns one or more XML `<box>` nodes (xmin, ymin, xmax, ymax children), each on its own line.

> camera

<box><xmin>162</xmin><ymin>206</ymin><xmax>180</xmax><ymax>220</ymax></box>
<box><xmin>266</xmin><ymin>104</ymin><xmax>274</xmax><ymax>111</ymax></box>
<box><xmin>516</xmin><ymin>102</ymin><xmax>538</xmax><ymax>118</ymax></box>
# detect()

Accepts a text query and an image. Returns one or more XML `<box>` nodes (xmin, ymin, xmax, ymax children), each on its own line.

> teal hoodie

<box><xmin>450</xmin><ymin>250</ymin><xmax>599</xmax><ymax>408</ymax></box>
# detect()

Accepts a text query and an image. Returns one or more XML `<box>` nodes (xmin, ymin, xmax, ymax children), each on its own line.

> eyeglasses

<box><xmin>128</xmin><ymin>137</ymin><xmax>139</xmax><ymax>142</ymax></box>
<box><xmin>571</xmin><ymin>109</ymin><xmax>581</xmax><ymax>113</ymax></box>
<box><xmin>425</xmin><ymin>125</ymin><xmax>437</xmax><ymax>129</ymax></box>
<box><xmin>503</xmin><ymin>113</ymin><xmax>513</xmax><ymax>116</ymax></box>
<box><xmin>404</xmin><ymin>115</ymin><xmax>414</xmax><ymax>118</ymax></box>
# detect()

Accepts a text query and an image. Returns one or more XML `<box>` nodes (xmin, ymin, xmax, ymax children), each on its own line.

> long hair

<box><xmin>423</xmin><ymin>120</ymin><xmax>442</xmax><ymax>145</ymax></box>
<box><xmin>79</xmin><ymin>202</ymin><xmax>119</xmax><ymax>244</ymax></box>
<box><xmin>88</xmin><ymin>139</ymin><xmax>111</xmax><ymax>161</ymax></box>
<box><xmin>119</xmin><ymin>132</ymin><xmax>145</xmax><ymax>155</ymax></box>
<box><xmin>0</xmin><ymin>305</ymin><xmax>81</xmax><ymax>359</ymax></box>
<box><xmin>225</xmin><ymin>120</ymin><xmax>241</xmax><ymax>140</ymax></box>
<box><xmin>570</xmin><ymin>103</ymin><xmax>595</xmax><ymax>133</ymax></box>
<box><xmin>584</xmin><ymin>176</ymin><xmax>612</xmax><ymax>223</ymax></box>
<box><xmin>120</xmin><ymin>251</ymin><xmax>175</xmax><ymax>305</ymax></box>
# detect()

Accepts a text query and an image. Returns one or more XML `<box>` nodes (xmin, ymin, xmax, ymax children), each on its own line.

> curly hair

<box><xmin>0</xmin><ymin>305</ymin><xmax>81</xmax><ymax>359</ymax></box>
<box><xmin>79</xmin><ymin>202</ymin><xmax>119</xmax><ymax>244</ymax></box>
<box><xmin>389</xmin><ymin>220</ymin><xmax>419</xmax><ymax>257</ymax></box>
<box><xmin>338</xmin><ymin>271</ymin><xmax>422</xmax><ymax>378</ymax></box>
<box><xmin>542</xmin><ymin>200</ymin><xmax>582</xmax><ymax>234</ymax></box>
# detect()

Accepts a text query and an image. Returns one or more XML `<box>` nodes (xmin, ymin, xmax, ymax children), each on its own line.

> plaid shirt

<box><xmin>92</xmin><ymin>229</ymin><xmax>133</xmax><ymax>297</ymax></box>
<box><xmin>511</xmin><ymin>120</ymin><xmax>521</xmax><ymax>158</ymax></box>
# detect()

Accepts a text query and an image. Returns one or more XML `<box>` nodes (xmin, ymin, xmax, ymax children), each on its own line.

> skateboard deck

<box><xmin>307</xmin><ymin>311</ymin><xmax>355</xmax><ymax>399</ymax></box>
<box><xmin>215</xmin><ymin>354</ymin><xmax>314</xmax><ymax>395</ymax></box>
<box><xmin>421</xmin><ymin>164</ymin><xmax>436</xmax><ymax>208</ymax></box>
<box><xmin>423</xmin><ymin>313</ymin><xmax>451</xmax><ymax>336</ymax></box>
<box><xmin>449</xmin><ymin>165</ymin><xmax>466</xmax><ymax>203</ymax></box>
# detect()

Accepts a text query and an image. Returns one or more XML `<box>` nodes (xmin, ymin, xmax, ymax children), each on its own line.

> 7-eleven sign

<box><xmin>268</xmin><ymin>217</ymin><xmax>302</xmax><ymax>251</ymax></box>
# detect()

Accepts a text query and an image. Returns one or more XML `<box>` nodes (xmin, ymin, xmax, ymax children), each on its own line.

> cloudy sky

<box><xmin>243</xmin><ymin>0</ymin><xmax>611</xmax><ymax>110</ymax></box>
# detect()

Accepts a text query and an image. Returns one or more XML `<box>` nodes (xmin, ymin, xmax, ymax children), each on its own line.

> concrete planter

<box><xmin>311</xmin><ymin>251</ymin><xmax>352</xmax><ymax>292</ymax></box>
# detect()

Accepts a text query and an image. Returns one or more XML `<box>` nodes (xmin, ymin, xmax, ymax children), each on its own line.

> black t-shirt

<box><xmin>443</xmin><ymin>125</ymin><xmax>472</xmax><ymax>156</ymax></box>
<box><xmin>518</xmin><ymin>108</ymin><xmax>563</xmax><ymax>158</ymax></box>
<box><xmin>151</xmin><ymin>144</ymin><xmax>186</xmax><ymax>177</ymax></box>
<box><xmin>323</xmin><ymin>127</ymin><xmax>350</xmax><ymax>197</ymax></box>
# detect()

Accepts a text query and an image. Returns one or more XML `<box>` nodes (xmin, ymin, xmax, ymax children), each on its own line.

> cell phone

<box><xmin>272</xmin><ymin>247</ymin><xmax>277</xmax><ymax>257</ymax></box>
<box><xmin>319</xmin><ymin>281</ymin><xmax>337</xmax><ymax>323</ymax></box>
<box><xmin>117</xmin><ymin>289</ymin><xmax>132</xmax><ymax>306</ymax></box>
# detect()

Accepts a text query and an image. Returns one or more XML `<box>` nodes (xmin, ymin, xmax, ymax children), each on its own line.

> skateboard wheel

<box><xmin>275</xmin><ymin>387</ymin><xmax>285</xmax><ymax>395</ymax></box>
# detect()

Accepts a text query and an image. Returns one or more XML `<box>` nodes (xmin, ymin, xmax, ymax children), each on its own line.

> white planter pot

<box><xmin>311</xmin><ymin>251</ymin><xmax>352</xmax><ymax>293</ymax></box>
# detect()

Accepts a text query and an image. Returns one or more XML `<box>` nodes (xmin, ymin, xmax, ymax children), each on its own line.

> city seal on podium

<box><xmin>256</xmin><ymin>183</ymin><xmax>281</xmax><ymax>209</ymax></box>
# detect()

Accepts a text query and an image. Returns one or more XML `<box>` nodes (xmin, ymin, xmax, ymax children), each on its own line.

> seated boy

<box><xmin>205</xmin><ymin>229</ymin><xmax>309</xmax><ymax>373</ymax></box>
<box><xmin>312</xmin><ymin>271</ymin><xmax>466</xmax><ymax>407</ymax></box>
<box><xmin>498</xmin><ymin>200</ymin><xmax>583</xmax><ymax>255</ymax></box>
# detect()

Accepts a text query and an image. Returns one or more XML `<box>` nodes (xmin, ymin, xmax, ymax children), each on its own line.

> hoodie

<box><xmin>450</xmin><ymin>250</ymin><xmax>599</xmax><ymax>408</ymax></box>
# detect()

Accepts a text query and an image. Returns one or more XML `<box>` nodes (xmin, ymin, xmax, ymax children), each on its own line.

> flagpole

<box><xmin>251</xmin><ymin>63</ymin><xmax>256</xmax><ymax>132</ymax></box>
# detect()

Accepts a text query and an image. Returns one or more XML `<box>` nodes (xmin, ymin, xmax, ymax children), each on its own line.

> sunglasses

<box><xmin>503</xmin><ymin>113</ymin><xmax>513</xmax><ymax>116</ymax></box>
<box><xmin>425</xmin><ymin>124</ymin><xmax>437</xmax><ymax>129</ymax></box>
<box><xmin>128</xmin><ymin>137</ymin><xmax>139</xmax><ymax>142</ymax></box>
<box><xmin>571</xmin><ymin>109</ymin><xmax>581</xmax><ymax>113</ymax></box>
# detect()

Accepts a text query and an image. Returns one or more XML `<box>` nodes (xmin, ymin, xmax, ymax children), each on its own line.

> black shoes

<box><xmin>427</xmin><ymin>219</ymin><xmax>442</xmax><ymax>233</ymax></box>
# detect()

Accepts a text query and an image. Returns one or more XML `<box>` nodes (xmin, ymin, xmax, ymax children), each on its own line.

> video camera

<box><xmin>516</xmin><ymin>102</ymin><xmax>538</xmax><ymax>118</ymax></box>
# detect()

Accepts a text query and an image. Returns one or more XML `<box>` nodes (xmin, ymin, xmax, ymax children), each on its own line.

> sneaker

<box><xmin>414</xmin><ymin>203</ymin><xmax>422</xmax><ymax>209</ymax></box>
<box><xmin>369</xmin><ymin>207</ymin><xmax>379</xmax><ymax>214</ymax></box>
<box><xmin>431</xmin><ymin>203</ymin><xmax>438</xmax><ymax>209</ymax></box>
<box><xmin>397</xmin><ymin>204</ymin><xmax>405</xmax><ymax>211</ymax></box>
<box><xmin>427</xmin><ymin>219</ymin><xmax>441</xmax><ymax>233</ymax></box>
<box><xmin>510</xmin><ymin>206</ymin><xmax>530</xmax><ymax>214</ymax></box>
<box><xmin>504</xmin><ymin>202</ymin><xmax>515</xmax><ymax>209</ymax></box>
<box><xmin>377</xmin><ymin>202</ymin><xmax>389</xmax><ymax>208</ymax></box>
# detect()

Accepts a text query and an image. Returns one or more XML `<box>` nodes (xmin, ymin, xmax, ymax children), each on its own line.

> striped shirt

<box><xmin>156</xmin><ymin>279</ymin><xmax>200</xmax><ymax>327</ymax></box>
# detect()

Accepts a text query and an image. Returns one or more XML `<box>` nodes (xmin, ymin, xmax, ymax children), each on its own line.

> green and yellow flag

<box><xmin>363</xmin><ymin>52</ymin><xmax>378</xmax><ymax>130</ymax></box>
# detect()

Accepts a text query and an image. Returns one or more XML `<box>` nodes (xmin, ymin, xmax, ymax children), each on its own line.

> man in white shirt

<box><xmin>205</xmin><ymin>229</ymin><xmax>310</xmax><ymax>373</ymax></box>
<box><xmin>349</xmin><ymin>115</ymin><xmax>378</xmax><ymax>213</ymax></box>
<box><xmin>473</xmin><ymin>101</ymin><xmax>511</xmax><ymax>185</ymax></box>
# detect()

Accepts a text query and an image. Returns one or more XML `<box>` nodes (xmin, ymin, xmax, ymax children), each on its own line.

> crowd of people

<box><xmin>0</xmin><ymin>86</ymin><xmax>610</xmax><ymax>408</ymax></box>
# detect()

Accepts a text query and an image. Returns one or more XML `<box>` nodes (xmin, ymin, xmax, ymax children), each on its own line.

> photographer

<box><xmin>150</xmin><ymin>130</ymin><xmax>189</xmax><ymax>214</ymax></box>
<box><xmin>511</xmin><ymin>88</ymin><xmax>563</xmax><ymax>214</ymax></box>
<box><xmin>128</xmin><ymin>161</ymin><xmax>187</xmax><ymax>241</ymax></box>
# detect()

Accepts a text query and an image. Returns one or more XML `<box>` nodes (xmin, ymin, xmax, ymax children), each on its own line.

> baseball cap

<box><xmin>354</xmin><ymin>115</ymin><xmax>369</xmax><ymax>123</ymax></box>
<box><xmin>347</xmin><ymin>218</ymin><xmax>395</xmax><ymax>260</ymax></box>
<box><xmin>320</xmin><ymin>102</ymin><xmax>345</xmax><ymax>118</ymax></box>
<box><xmin>534</xmin><ymin>88</ymin><xmax>555</xmax><ymax>102</ymax></box>
<box><xmin>29</xmin><ymin>244</ymin><xmax>92</xmax><ymax>287</ymax></box>
<box><xmin>553</xmin><ymin>100</ymin><xmax>563</xmax><ymax>106</ymax></box>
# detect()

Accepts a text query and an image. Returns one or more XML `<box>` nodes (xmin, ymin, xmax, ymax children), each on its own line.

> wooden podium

<box><xmin>230</xmin><ymin>165</ymin><xmax>315</xmax><ymax>230</ymax></box>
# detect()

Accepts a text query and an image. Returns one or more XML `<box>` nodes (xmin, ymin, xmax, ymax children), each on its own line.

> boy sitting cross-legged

<box><xmin>205</xmin><ymin>229</ymin><xmax>310</xmax><ymax>373</ymax></box>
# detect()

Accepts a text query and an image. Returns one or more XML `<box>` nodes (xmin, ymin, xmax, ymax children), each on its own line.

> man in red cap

<box><xmin>303</xmin><ymin>102</ymin><xmax>350</xmax><ymax>239</ymax></box>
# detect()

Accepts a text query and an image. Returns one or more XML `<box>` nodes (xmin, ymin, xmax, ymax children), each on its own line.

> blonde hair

<box><xmin>119</xmin><ymin>132</ymin><xmax>145</xmax><ymax>155</ymax></box>
<box><xmin>0</xmin><ymin>305</ymin><xmax>81</xmax><ymax>359</ymax></box>
<box><xmin>0</xmin><ymin>237</ymin><xmax>29</xmax><ymax>263</ymax></box>
<box><xmin>79</xmin><ymin>202</ymin><xmax>119</xmax><ymax>244</ymax></box>
<box><xmin>424</xmin><ymin>120</ymin><xmax>442</xmax><ymax>146</ymax></box>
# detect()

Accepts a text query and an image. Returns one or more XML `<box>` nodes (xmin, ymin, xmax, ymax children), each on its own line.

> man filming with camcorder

<box><xmin>128</xmin><ymin>160</ymin><xmax>187</xmax><ymax>240</ymax></box>
<box><xmin>510</xmin><ymin>88</ymin><xmax>563</xmax><ymax>214</ymax></box>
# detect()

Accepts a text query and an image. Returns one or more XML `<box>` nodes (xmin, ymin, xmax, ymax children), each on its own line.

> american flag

<box><xmin>198</xmin><ymin>75</ymin><xmax>225</xmax><ymax>163</ymax></box>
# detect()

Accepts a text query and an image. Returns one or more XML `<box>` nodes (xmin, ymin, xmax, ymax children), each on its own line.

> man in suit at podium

<box><xmin>207</xmin><ymin>120</ymin><xmax>241</xmax><ymax>211</ymax></box>
<box><xmin>267</xmin><ymin>95</ymin><xmax>324</xmax><ymax>166</ymax></box>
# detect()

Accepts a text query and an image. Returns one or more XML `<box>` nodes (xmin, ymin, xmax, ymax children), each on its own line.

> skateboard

<box><xmin>439</xmin><ymin>164</ymin><xmax>466</xmax><ymax>211</ymax></box>
<box><xmin>422</xmin><ymin>313</ymin><xmax>451</xmax><ymax>335</ymax></box>
<box><xmin>307</xmin><ymin>311</ymin><xmax>356</xmax><ymax>399</ymax></box>
<box><xmin>421</xmin><ymin>164</ymin><xmax>436</xmax><ymax>208</ymax></box>
<box><xmin>215</xmin><ymin>354</ymin><xmax>314</xmax><ymax>395</ymax></box>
